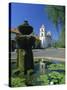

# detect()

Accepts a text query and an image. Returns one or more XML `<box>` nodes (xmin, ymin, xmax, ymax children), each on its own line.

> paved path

<box><xmin>33</xmin><ymin>48</ymin><xmax>65</xmax><ymax>62</ymax></box>
<box><xmin>11</xmin><ymin>48</ymin><xmax>65</xmax><ymax>62</ymax></box>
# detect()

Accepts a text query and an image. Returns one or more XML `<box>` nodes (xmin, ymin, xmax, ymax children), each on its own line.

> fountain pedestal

<box><xmin>16</xmin><ymin>21</ymin><xmax>35</xmax><ymax>85</ymax></box>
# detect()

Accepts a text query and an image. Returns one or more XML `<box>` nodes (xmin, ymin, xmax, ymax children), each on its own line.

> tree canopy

<box><xmin>45</xmin><ymin>5</ymin><xmax>65</xmax><ymax>27</ymax></box>
<box><xmin>45</xmin><ymin>5</ymin><xmax>65</xmax><ymax>48</ymax></box>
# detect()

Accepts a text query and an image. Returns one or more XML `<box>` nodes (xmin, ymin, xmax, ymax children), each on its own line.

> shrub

<box><xmin>11</xmin><ymin>77</ymin><xmax>26</xmax><ymax>87</ymax></box>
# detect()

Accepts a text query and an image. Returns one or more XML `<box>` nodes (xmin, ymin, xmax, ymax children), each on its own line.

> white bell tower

<box><xmin>39</xmin><ymin>24</ymin><xmax>47</xmax><ymax>48</ymax></box>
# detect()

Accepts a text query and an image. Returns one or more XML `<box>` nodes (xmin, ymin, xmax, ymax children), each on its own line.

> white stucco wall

<box><xmin>11</xmin><ymin>33</ymin><xmax>16</xmax><ymax>40</ymax></box>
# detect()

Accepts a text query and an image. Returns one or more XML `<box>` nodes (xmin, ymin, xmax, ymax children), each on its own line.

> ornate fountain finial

<box><xmin>18</xmin><ymin>20</ymin><xmax>33</xmax><ymax>35</ymax></box>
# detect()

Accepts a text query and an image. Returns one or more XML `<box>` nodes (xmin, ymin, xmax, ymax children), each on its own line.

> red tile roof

<box><xmin>11</xmin><ymin>28</ymin><xmax>21</xmax><ymax>34</ymax></box>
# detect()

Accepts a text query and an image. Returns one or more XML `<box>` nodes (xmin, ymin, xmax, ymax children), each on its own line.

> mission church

<box><xmin>11</xmin><ymin>24</ymin><xmax>52</xmax><ymax>51</ymax></box>
<box><xmin>39</xmin><ymin>24</ymin><xmax>52</xmax><ymax>48</ymax></box>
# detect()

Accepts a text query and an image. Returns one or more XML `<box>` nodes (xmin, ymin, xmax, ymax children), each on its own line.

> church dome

<box><xmin>47</xmin><ymin>31</ymin><xmax>51</xmax><ymax>36</ymax></box>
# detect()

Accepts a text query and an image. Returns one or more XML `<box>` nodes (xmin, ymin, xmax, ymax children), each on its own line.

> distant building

<box><xmin>10</xmin><ymin>28</ymin><xmax>21</xmax><ymax>51</ymax></box>
<box><xmin>10</xmin><ymin>24</ymin><xmax>52</xmax><ymax>50</ymax></box>
<box><xmin>39</xmin><ymin>24</ymin><xmax>52</xmax><ymax>48</ymax></box>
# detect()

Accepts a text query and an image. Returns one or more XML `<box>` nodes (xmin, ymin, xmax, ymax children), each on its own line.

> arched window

<box><xmin>42</xmin><ymin>29</ymin><xmax>44</xmax><ymax>32</ymax></box>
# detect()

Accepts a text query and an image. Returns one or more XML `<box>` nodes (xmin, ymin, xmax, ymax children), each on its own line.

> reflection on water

<box><xmin>33</xmin><ymin>58</ymin><xmax>65</xmax><ymax>85</ymax></box>
<box><xmin>11</xmin><ymin>58</ymin><xmax>65</xmax><ymax>85</ymax></box>
<box><xmin>34</xmin><ymin>58</ymin><xmax>65</xmax><ymax>74</ymax></box>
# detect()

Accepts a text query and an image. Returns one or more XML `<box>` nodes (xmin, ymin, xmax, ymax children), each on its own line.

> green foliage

<box><xmin>35</xmin><ymin>38</ymin><xmax>41</xmax><ymax>48</ymax></box>
<box><xmin>11</xmin><ymin>77</ymin><xmax>26</xmax><ymax>87</ymax></box>
<box><xmin>48</xmin><ymin>63</ymin><xmax>65</xmax><ymax>70</ymax></box>
<box><xmin>38</xmin><ymin>75</ymin><xmax>49</xmax><ymax>85</ymax></box>
<box><xmin>45</xmin><ymin>6</ymin><xmax>65</xmax><ymax>48</ymax></box>
<box><xmin>33</xmin><ymin>74</ymin><xmax>49</xmax><ymax>85</ymax></box>
<box><xmin>45</xmin><ymin>6</ymin><xmax>65</xmax><ymax>27</ymax></box>
<box><xmin>11</xmin><ymin>53</ymin><xmax>65</xmax><ymax>86</ymax></box>
<box><xmin>52</xmin><ymin>38</ymin><xmax>65</xmax><ymax>48</ymax></box>
<box><xmin>48</xmin><ymin>71</ymin><xmax>65</xmax><ymax>84</ymax></box>
<box><xmin>59</xmin><ymin>27</ymin><xmax>65</xmax><ymax>48</ymax></box>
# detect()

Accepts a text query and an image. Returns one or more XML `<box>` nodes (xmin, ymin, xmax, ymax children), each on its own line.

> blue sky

<box><xmin>10</xmin><ymin>3</ymin><xmax>62</xmax><ymax>40</ymax></box>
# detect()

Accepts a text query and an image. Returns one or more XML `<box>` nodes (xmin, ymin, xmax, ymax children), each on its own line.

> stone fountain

<box><xmin>16</xmin><ymin>20</ymin><xmax>35</xmax><ymax>85</ymax></box>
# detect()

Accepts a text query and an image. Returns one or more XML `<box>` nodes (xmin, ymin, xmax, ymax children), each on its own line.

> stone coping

<box><xmin>34</xmin><ymin>56</ymin><xmax>65</xmax><ymax>62</ymax></box>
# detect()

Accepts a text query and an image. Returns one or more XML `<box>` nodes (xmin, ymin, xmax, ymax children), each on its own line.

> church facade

<box><xmin>39</xmin><ymin>24</ymin><xmax>52</xmax><ymax>48</ymax></box>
